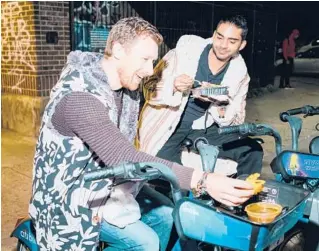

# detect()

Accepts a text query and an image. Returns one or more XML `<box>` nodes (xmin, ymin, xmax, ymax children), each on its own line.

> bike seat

<box><xmin>309</xmin><ymin>136</ymin><xmax>319</xmax><ymax>155</ymax></box>
<box><xmin>271</xmin><ymin>150</ymin><xmax>319</xmax><ymax>180</ymax></box>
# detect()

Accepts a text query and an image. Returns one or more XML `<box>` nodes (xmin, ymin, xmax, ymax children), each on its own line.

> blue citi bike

<box><xmin>212</xmin><ymin>104</ymin><xmax>319</xmax><ymax>251</ymax></box>
<box><xmin>11</xmin><ymin>104</ymin><xmax>318</xmax><ymax>251</ymax></box>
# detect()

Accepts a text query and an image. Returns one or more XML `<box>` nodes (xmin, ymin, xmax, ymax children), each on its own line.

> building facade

<box><xmin>1</xmin><ymin>1</ymin><xmax>277</xmax><ymax>136</ymax></box>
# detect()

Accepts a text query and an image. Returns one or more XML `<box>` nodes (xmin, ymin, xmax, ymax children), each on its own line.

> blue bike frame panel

<box><xmin>172</xmin><ymin>180</ymin><xmax>310</xmax><ymax>251</ymax></box>
<box><xmin>11</xmin><ymin>218</ymin><xmax>39</xmax><ymax>251</ymax></box>
<box><xmin>277</xmin><ymin>151</ymin><xmax>319</xmax><ymax>180</ymax></box>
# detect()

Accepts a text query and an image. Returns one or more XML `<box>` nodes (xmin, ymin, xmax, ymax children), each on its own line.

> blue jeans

<box><xmin>100</xmin><ymin>185</ymin><xmax>174</xmax><ymax>251</ymax></box>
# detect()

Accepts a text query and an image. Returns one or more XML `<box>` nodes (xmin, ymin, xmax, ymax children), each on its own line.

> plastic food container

<box><xmin>245</xmin><ymin>173</ymin><xmax>266</xmax><ymax>195</ymax></box>
<box><xmin>245</xmin><ymin>202</ymin><xmax>283</xmax><ymax>223</ymax></box>
<box><xmin>251</xmin><ymin>179</ymin><xmax>266</xmax><ymax>195</ymax></box>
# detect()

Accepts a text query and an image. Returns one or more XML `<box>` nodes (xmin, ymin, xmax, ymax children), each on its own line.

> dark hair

<box><xmin>217</xmin><ymin>15</ymin><xmax>248</xmax><ymax>40</ymax></box>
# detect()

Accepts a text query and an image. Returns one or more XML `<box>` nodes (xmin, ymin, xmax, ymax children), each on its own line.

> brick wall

<box><xmin>1</xmin><ymin>1</ymin><xmax>70</xmax><ymax>97</ymax></box>
<box><xmin>1</xmin><ymin>1</ymin><xmax>71</xmax><ymax>136</ymax></box>
<box><xmin>33</xmin><ymin>1</ymin><xmax>70</xmax><ymax>96</ymax></box>
<box><xmin>1</xmin><ymin>1</ymin><xmax>38</xmax><ymax>96</ymax></box>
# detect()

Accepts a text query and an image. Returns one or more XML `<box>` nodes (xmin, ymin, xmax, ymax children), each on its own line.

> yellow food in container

<box><xmin>245</xmin><ymin>173</ymin><xmax>266</xmax><ymax>195</ymax></box>
<box><xmin>245</xmin><ymin>202</ymin><xmax>283</xmax><ymax>224</ymax></box>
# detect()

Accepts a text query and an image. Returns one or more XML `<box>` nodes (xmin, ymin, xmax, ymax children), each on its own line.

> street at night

<box><xmin>1</xmin><ymin>1</ymin><xmax>319</xmax><ymax>251</ymax></box>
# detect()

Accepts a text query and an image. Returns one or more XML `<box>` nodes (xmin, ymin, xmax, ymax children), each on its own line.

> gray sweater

<box><xmin>51</xmin><ymin>91</ymin><xmax>194</xmax><ymax>190</ymax></box>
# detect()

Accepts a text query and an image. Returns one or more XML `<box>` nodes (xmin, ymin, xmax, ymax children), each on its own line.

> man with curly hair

<box><xmin>29</xmin><ymin>17</ymin><xmax>255</xmax><ymax>251</ymax></box>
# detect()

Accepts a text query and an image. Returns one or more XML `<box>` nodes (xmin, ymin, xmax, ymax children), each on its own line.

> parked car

<box><xmin>297</xmin><ymin>37</ymin><xmax>319</xmax><ymax>53</ymax></box>
<box><xmin>274</xmin><ymin>47</ymin><xmax>319</xmax><ymax>76</ymax></box>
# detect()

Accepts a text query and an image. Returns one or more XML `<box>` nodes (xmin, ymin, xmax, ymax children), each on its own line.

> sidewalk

<box><xmin>1</xmin><ymin>77</ymin><xmax>319</xmax><ymax>250</ymax></box>
<box><xmin>246</xmin><ymin>77</ymin><xmax>319</xmax><ymax>178</ymax></box>
<box><xmin>1</xmin><ymin>130</ymin><xmax>36</xmax><ymax>250</ymax></box>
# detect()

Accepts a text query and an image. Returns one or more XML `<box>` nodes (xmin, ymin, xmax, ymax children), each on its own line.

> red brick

<box><xmin>1</xmin><ymin>1</ymin><xmax>70</xmax><ymax>96</ymax></box>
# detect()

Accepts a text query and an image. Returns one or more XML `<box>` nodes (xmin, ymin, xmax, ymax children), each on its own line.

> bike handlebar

<box><xmin>218</xmin><ymin>123</ymin><xmax>253</xmax><ymax>135</ymax></box>
<box><xmin>217</xmin><ymin>106</ymin><xmax>317</xmax><ymax>161</ymax></box>
<box><xmin>280</xmin><ymin>105</ymin><xmax>319</xmax><ymax>122</ymax></box>
<box><xmin>83</xmin><ymin>162</ymin><xmax>183</xmax><ymax>204</ymax></box>
<box><xmin>218</xmin><ymin>123</ymin><xmax>283</xmax><ymax>155</ymax></box>
<box><xmin>84</xmin><ymin>163</ymin><xmax>136</xmax><ymax>182</ymax></box>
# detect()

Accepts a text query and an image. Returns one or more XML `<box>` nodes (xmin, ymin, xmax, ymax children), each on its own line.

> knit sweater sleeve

<box><xmin>51</xmin><ymin>91</ymin><xmax>194</xmax><ymax>189</ymax></box>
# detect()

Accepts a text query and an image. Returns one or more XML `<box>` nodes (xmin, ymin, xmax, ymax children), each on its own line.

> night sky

<box><xmin>258</xmin><ymin>1</ymin><xmax>319</xmax><ymax>43</ymax></box>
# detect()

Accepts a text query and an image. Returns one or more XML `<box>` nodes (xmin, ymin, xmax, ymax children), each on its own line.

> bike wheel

<box><xmin>17</xmin><ymin>241</ymin><xmax>31</xmax><ymax>251</ymax></box>
<box><xmin>276</xmin><ymin>226</ymin><xmax>305</xmax><ymax>251</ymax></box>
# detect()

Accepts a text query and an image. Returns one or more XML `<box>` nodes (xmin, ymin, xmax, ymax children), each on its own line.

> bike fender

<box><xmin>11</xmin><ymin>218</ymin><xmax>39</xmax><ymax>251</ymax></box>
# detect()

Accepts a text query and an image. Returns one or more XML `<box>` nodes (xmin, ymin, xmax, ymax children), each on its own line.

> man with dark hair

<box><xmin>218</xmin><ymin>15</ymin><xmax>249</xmax><ymax>40</ymax></box>
<box><xmin>138</xmin><ymin>15</ymin><xmax>263</xmax><ymax>176</ymax></box>
<box><xmin>280</xmin><ymin>29</ymin><xmax>300</xmax><ymax>88</ymax></box>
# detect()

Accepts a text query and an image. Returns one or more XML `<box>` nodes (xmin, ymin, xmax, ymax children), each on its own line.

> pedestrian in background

<box><xmin>280</xmin><ymin>29</ymin><xmax>300</xmax><ymax>89</ymax></box>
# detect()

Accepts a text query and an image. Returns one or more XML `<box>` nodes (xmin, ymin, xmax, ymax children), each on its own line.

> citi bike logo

<box><xmin>20</xmin><ymin>229</ymin><xmax>36</xmax><ymax>244</ymax></box>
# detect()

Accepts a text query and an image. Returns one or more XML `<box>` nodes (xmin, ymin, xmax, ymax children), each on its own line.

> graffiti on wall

<box><xmin>73</xmin><ymin>1</ymin><xmax>120</xmax><ymax>52</ymax></box>
<box><xmin>74</xmin><ymin>1</ymin><xmax>120</xmax><ymax>26</ymax></box>
<box><xmin>1</xmin><ymin>2</ymin><xmax>36</xmax><ymax>93</ymax></box>
<box><xmin>71</xmin><ymin>1</ymin><xmax>210</xmax><ymax>58</ymax></box>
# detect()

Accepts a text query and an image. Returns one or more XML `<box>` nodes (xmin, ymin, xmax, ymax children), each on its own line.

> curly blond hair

<box><xmin>104</xmin><ymin>17</ymin><xmax>163</xmax><ymax>58</ymax></box>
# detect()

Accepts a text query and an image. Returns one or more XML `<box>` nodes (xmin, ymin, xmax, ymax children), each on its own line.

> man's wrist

<box><xmin>191</xmin><ymin>171</ymin><xmax>209</xmax><ymax>197</ymax></box>
<box><xmin>190</xmin><ymin>169</ymin><xmax>203</xmax><ymax>189</ymax></box>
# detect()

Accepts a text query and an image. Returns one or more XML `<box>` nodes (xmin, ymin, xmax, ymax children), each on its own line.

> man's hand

<box><xmin>217</xmin><ymin>107</ymin><xmax>226</xmax><ymax>118</ymax></box>
<box><xmin>174</xmin><ymin>74</ymin><xmax>193</xmax><ymax>93</ymax></box>
<box><xmin>206</xmin><ymin>173</ymin><xmax>254</xmax><ymax>206</ymax></box>
<box><xmin>191</xmin><ymin>171</ymin><xmax>254</xmax><ymax>207</ymax></box>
